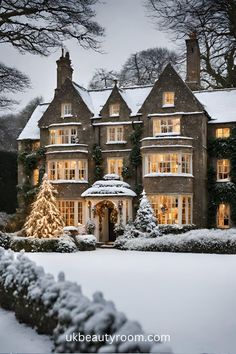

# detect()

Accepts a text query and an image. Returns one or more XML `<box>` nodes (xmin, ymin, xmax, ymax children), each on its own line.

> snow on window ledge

<box><xmin>144</xmin><ymin>173</ymin><xmax>194</xmax><ymax>178</ymax></box>
<box><xmin>216</xmin><ymin>179</ymin><xmax>231</xmax><ymax>182</ymax></box>
<box><xmin>61</xmin><ymin>114</ymin><xmax>73</xmax><ymax>118</ymax></box>
<box><xmin>154</xmin><ymin>132</ymin><xmax>180</xmax><ymax>137</ymax></box>
<box><xmin>50</xmin><ymin>180</ymin><xmax>88</xmax><ymax>184</ymax></box>
<box><xmin>162</xmin><ymin>104</ymin><xmax>175</xmax><ymax>108</ymax></box>
<box><xmin>106</xmin><ymin>141</ymin><xmax>127</xmax><ymax>145</ymax></box>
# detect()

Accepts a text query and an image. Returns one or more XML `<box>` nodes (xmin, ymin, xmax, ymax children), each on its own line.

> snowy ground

<box><xmin>27</xmin><ymin>249</ymin><xmax>236</xmax><ymax>354</ymax></box>
<box><xmin>0</xmin><ymin>307</ymin><xmax>52</xmax><ymax>353</ymax></box>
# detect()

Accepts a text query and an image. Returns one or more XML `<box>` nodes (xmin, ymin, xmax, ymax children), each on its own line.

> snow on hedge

<box><xmin>0</xmin><ymin>248</ymin><xmax>169</xmax><ymax>353</ymax></box>
<box><xmin>115</xmin><ymin>228</ymin><xmax>236</xmax><ymax>254</ymax></box>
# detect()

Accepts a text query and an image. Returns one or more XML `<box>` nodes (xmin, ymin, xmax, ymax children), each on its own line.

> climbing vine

<box><xmin>208</xmin><ymin>127</ymin><xmax>236</xmax><ymax>227</ymax></box>
<box><xmin>92</xmin><ymin>143</ymin><xmax>103</xmax><ymax>180</ymax></box>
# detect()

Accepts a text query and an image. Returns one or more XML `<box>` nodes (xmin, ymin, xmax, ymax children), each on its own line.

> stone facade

<box><xmin>17</xmin><ymin>40</ymin><xmax>236</xmax><ymax>240</ymax></box>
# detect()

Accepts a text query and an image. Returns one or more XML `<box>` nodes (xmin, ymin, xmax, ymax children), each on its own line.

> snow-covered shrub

<box><xmin>0</xmin><ymin>248</ymin><xmax>167</xmax><ymax>353</ymax></box>
<box><xmin>159</xmin><ymin>224</ymin><xmax>197</xmax><ymax>235</ymax></box>
<box><xmin>0</xmin><ymin>231</ymin><xmax>12</xmax><ymax>249</ymax></box>
<box><xmin>9</xmin><ymin>235</ymin><xmax>77</xmax><ymax>253</ymax></box>
<box><xmin>85</xmin><ymin>219</ymin><xmax>95</xmax><ymax>235</ymax></box>
<box><xmin>0</xmin><ymin>212</ymin><xmax>11</xmax><ymax>231</ymax></box>
<box><xmin>115</xmin><ymin>228</ymin><xmax>236</xmax><ymax>254</ymax></box>
<box><xmin>114</xmin><ymin>222</ymin><xmax>125</xmax><ymax>237</ymax></box>
<box><xmin>75</xmin><ymin>234</ymin><xmax>96</xmax><ymax>251</ymax></box>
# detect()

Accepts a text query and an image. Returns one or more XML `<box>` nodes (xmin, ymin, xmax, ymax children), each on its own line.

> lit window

<box><xmin>149</xmin><ymin>195</ymin><xmax>192</xmax><ymax>225</ymax></box>
<box><xmin>32</xmin><ymin>168</ymin><xmax>39</xmax><ymax>186</ymax></box>
<box><xmin>32</xmin><ymin>141</ymin><xmax>40</xmax><ymax>150</ymax></box>
<box><xmin>48</xmin><ymin>160</ymin><xmax>88</xmax><ymax>181</ymax></box>
<box><xmin>109</xmin><ymin>103</ymin><xmax>120</xmax><ymax>116</ymax></box>
<box><xmin>107</xmin><ymin>126</ymin><xmax>124</xmax><ymax>143</ymax></box>
<box><xmin>153</xmin><ymin>118</ymin><xmax>180</xmax><ymax>135</ymax></box>
<box><xmin>49</xmin><ymin>128</ymin><xmax>77</xmax><ymax>145</ymax></box>
<box><xmin>58</xmin><ymin>200</ymin><xmax>84</xmax><ymax>226</ymax></box>
<box><xmin>217</xmin><ymin>159</ymin><xmax>230</xmax><ymax>181</ymax></box>
<box><xmin>216</xmin><ymin>128</ymin><xmax>230</xmax><ymax>138</ymax></box>
<box><xmin>163</xmin><ymin>92</ymin><xmax>175</xmax><ymax>107</ymax></box>
<box><xmin>217</xmin><ymin>203</ymin><xmax>230</xmax><ymax>228</ymax></box>
<box><xmin>61</xmin><ymin>103</ymin><xmax>72</xmax><ymax>117</ymax></box>
<box><xmin>107</xmin><ymin>158</ymin><xmax>123</xmax><ymax>177</ymax></box>
<box><xmin>145</xmin><ymin>153</ymin><xmax>192</xmax><ymax>175</ymax></box>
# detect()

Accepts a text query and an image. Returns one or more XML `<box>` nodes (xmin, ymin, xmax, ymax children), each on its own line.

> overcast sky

<box><xmin>1</xmin><ymin>0</ymin><xmax>177</xmax><ymax>113</ymax></box>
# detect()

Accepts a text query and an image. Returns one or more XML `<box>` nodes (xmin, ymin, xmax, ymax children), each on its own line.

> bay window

<box><xmin>145</xmin><ymin>153</ymin><xmax>192</xmax><ymax>175</ymax></box>
<box><xmin>48</xmin><ymin>160</ymin><xmax>87</xmax><ymax>181</ymax></box>
<box><xmin>50</xmin><ymin>127</ymin><xmax>78</xmax><ymax>145</ymax></box>
<box><xmin>149</xmin><ymin>195</ymin><xmax>192</xmax><ymax>225</ymax></box>
<box><xmin>58</xmin><ymin>200</ymin><xmax>84</xmax><ymax>226</ymax></box>
<box><xmin>153</xmin><ymin>117</ymin><xmax>180</xmax><ymax>135</ymax></box>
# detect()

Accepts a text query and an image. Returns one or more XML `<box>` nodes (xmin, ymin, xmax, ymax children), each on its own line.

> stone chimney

<box><xmin>185</xmin><ymin>32</ymin><xmax>201</xmax><ymax>91</ymax></box>
<box><xmin>56</xmin><ymin>49</ymin><xmax>73</xmax><ymax>90</ymax></box>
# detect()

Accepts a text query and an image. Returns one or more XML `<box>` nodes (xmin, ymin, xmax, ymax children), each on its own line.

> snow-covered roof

<box><xmin>18</xmin><ymin>86</ymin><xmax>236</xmax><ymax>141</ymax></box>
<box><xmin>17</xmin><ymin>103</ymin><xmax>49</xmax><ymax>141</ymax></box>
<box><xmin>81</xmin><ymin>174</ymin><xmax>136</xmax><ymax>197</ymax></box>
<box><xmin>194</xmin><ymin>88</ymin><xmax>236</xmax><ymax>123</ymax></box>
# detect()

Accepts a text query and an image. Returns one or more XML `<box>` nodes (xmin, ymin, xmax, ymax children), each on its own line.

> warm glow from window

<box><xmin>107</xmin><ymin>126</ymin><xmax>124</xmax><ymax>142</ymax></box>
<box><xmin>61</xmin><ymin>103</ymin><xmax>72</xmax><ymax>117</ymax></box>
<box><xmin>149</xmin><ymin>195</ymin><xmax>192</xmax><ymax>225</ymax></box>
<box><xmin>163</xmin><ymin>92</ymin><xmax>175</xmax><ymax>107</ymax></box>
<box><xmin>107</xmin><ymin>158</ymin><xmax>123</xmax><ymax>177</ymax></box>
<box><xmin>48</xmin><ymin>160</ymin><xmax>87</xmax><ymax>181</ymax></box>
<box><xmin>145</xmin><ymin>153</ymin><xmax>192</xmax><ymax>175</ymax></box>
<box><xmin>217</xmin><ymin>203</ymin><xmax>230</xmax><ymax>228</ymax></box>
<box><xmin>32</xmin><ymin>141</ymin><xmax>40</xmax><ymax>150</ymax></box>
<box><xmin>32</xmin><ymin>168</ymin><xmax>39</xmax><ymax>186</ymax></box>
<box><xmin>58</xmin><ymin>200</ymin><xmax>83</xmax><ymax>226</ymax></box>
<box><xmin>217</xmin><ymin>159</ymin><xmax>230</xmax><ymax>181</ymax></box>
<box><xmin>153</xmin><ymin>118</ymin><xmax>180</xmax><ymax>135</ymax></box>
<box><xmin>50</xmin><ymin>128</ymin><xmax>78</xmax><ymax>144</ymax></box>
<box><xmin>109</xmin><ymin>103</ymin><xmax>120</xmax><ymax>116</ymax></box>
<box><xmin>216</xmin><ymin>128</ymin><xmax>230</xmax><ymax>138</ymax></box>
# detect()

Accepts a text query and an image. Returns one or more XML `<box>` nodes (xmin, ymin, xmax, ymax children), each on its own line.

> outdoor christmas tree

<box><xmin>123</xmin><ymin>190</ymin><xmax>161</xmax><ymax>238</ymax></box>
<box><xmin>23</xmin><ymin>174</ymin><xmax>65</xmax><ymax>238</ymax></box>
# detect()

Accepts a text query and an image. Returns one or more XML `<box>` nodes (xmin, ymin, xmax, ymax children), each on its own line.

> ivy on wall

<box><xmin>92</xmin><ymin>144</ymin><xmax>103</xmax><ymax>180</ymax></box>
<box><xmin>208</xmin><ymin>127</ymin><xmax>236</xmax><ymax>227</ymax></box>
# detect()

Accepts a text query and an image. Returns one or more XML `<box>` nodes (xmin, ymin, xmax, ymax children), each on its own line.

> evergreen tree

<box><xmin>23</xmin><ymin>174</ymin><xmax>64</xmax><ymax>238</ymax></box>
<box><xmin>123</xmin><ymin>190</ymin><xmax>161</xmax><ymax>238</ymax></box>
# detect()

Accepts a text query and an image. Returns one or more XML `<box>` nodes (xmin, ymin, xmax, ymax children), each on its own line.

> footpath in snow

<box><xmin>0</xmin><ymin>307</ymin><xmax>52</xmax><ymax>353</ymax></box>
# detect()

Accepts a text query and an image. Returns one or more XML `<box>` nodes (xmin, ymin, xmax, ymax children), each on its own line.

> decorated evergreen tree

<box><xmin>123</xmin><ymin>190</ymin><xmax>161</xmax><ymax>238</ymax></box>
<box><xmin>23</xmin><ymin>174</ymin><xmax>65</xmax><ymax>238</ymax></box>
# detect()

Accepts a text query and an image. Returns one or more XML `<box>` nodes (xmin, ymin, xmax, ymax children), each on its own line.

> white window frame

<box><xmin>61</xmin><ymin>103</ymin><xmax>72</xmax><ymax>118</ymax></box>
<box><xmin>109</xmin><ymin>103</ymin><xmax>120</xmax><ymax>117</ymax></box>
<box><xmin>217</xmin><ymin>203</ymin><xmax>230</xmax><ymax>229</ymax></box>
<box><xmin>107</xmin><ymin>158</ymin><xmax>123</xmax><ymax>177</ymax></box>
<box><xmin>153</xmin><ymin>117</ymin><xmax>180</xmax><ymax>136</ymax></box>
<box><xmin>216</xmin><ymin>128</ymin><xmax>230</xmax><ymax>139</ymax></box>
<box><xmin>217</xmin><ymin>159</ymin><xmax>230</xmax><ymax>181</ymax></box>
<box><xmin>107</xmin><ymin>126</ymin><xmax>125</xmax><ymax>143</ymax></box>
<box><xmin>58</xmin><ymin>200</ymin><xmax>84</xmax><ymax>226</ymax></box>
<box><xmin>144</xmin><ymin>153</ymin><xmax>192</xmax><ymax>176</ymax></box>
<box><xmin>162</xmin><ymin>92</ymin><xmax>175</xmax><ymax>107</ymax></box>
<box><xmin>49</xmin><ymin>127</ymin><xmax>78</xmax><ymax>145</ymax></box>
<box><xmin>149</xmin><ymin>194</ymin><xmax>193</xmax><ymax>225</ymax></box>
<box><xmin>48</xmin><ymin>160</ymin><xmax>88</xmax><ymax>181</ymax></box>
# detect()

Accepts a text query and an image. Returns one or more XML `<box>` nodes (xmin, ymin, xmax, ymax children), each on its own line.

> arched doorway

<box><xmin>95</xmin><ymin>200</ymin><xmax>118</xmax><ymax>242</ymax></box>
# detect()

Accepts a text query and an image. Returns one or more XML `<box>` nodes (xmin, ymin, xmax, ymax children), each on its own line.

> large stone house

<box><xmin>17</xmin><ymin>37</ymin><xmax>236</xmax><ymax>241</ymax></box>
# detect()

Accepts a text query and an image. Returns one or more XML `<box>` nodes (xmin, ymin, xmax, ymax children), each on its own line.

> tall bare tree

<box><xmin>145</xmin><ymin>0</ymin><xmax>236</xmax><ymax>88</ymax></box>
<box><xmin>89</xmin><ymin>68</ymin><xmax>119</xmax><ymax>89</ymax></box>
<box><xmin>0</xmin><ymin>0</ymin><xmax>104</xmax><ymax>108</ymax></box>
<box><xmin>119</xmin><ymin>47</ymin><xmax>180</xmax><ymax>86</ymax></box>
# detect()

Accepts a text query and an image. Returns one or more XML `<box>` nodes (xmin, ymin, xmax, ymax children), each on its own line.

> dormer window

<box><xmin>50</xmin><ymin>127</ymin><xmax>78</xmax><ymax>145</ymax></box>
<box><xmin>61</xmin><ymin>103</ymin><xmax>72</xmax><ymax>117</ymax></box>
<box><xmin>153</xmin><ymin>117</ymin><xmax>180</xmax><ymax>136</ymax></box>
<box><xmin>109</xmin><ymin>103</ymin><xmax>120</xmax><ymax>117</ymax></box>
<box><xmin>163</xmin><ymin>92</ymin><xmax>175</xmax><ymax>107</ymax></box>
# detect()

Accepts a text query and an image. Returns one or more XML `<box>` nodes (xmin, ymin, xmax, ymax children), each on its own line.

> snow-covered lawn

<box><xmin>27</xmin><ymin>249</ymin><xmax>236</xmax><ymax>354</ymax></box>
<box><xmin>0</xmin><ymin>308</ymin><xmax>52</xmax><ymax>353</ymax></box>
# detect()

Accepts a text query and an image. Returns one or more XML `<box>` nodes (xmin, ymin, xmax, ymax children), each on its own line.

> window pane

<box><xmin>217</xmin><ymin>204</ymin><xmax>230</xmax><ymax>228</ymax></box>
<box><xmin>216</xmin><ymin>128</ymin><xmax>230</xmax><ymax>138</ymax></box>
<box><xmin>109</xmin><ymin>103</ymin><xmax>120</xmax><ymax>116</ymax></box>
<box><xmin>217</xmin><ymin>159</ymin><xmax>230</xmax><ymax>180</ymax></box>
<box><xmin>163</xmin><ymin>92</ymin><xmax>175</xmax><ymax>106</ymax></box>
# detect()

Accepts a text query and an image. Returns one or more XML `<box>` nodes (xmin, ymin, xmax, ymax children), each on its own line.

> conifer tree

<box><xmin>23</xmin><ymin>174</ymin><xmax>64</xmax><ymax>238</ymax></box>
